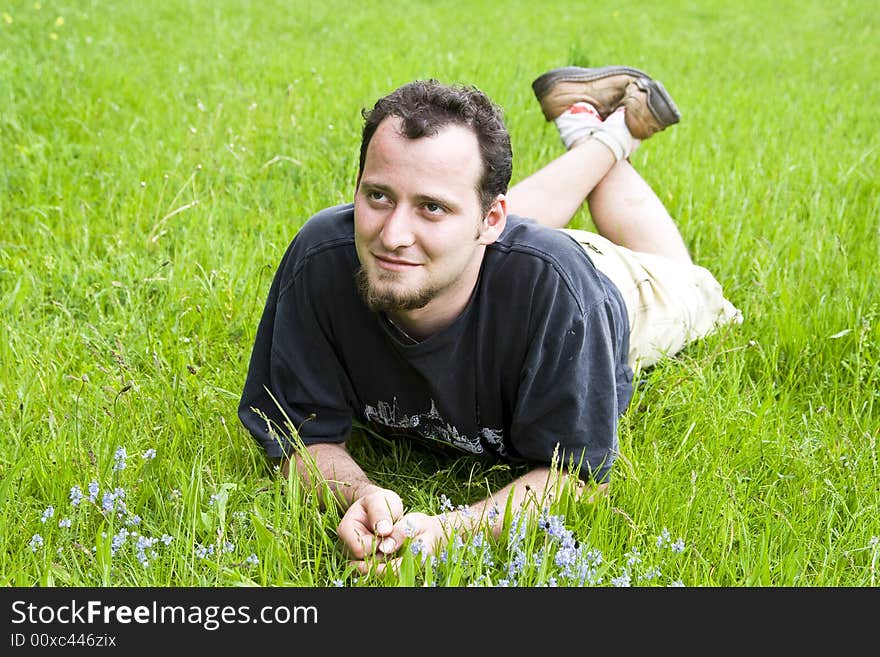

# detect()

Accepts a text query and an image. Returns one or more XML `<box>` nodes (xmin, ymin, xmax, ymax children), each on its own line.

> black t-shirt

<box><xmin>238</xmin><ymin>203</ymin><xmax>633</xmax><ymax>482</ymax></box>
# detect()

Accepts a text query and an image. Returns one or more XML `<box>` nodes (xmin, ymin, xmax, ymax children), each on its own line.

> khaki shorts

<box><xmin>561</xmin><ymin>228</ymin><xmax>743</xmax><ymax>373</ymax></box>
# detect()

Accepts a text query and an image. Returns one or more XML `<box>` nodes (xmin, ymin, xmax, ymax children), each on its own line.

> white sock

<box><xmin>553</xmin><ymin>102</ymin><xmax>603</xmax><ymax>150</ymax></box>
<box><xmin>592</xmin><ymin>107</ymin><xmax>641</xmax><ymax>161</ymax></box>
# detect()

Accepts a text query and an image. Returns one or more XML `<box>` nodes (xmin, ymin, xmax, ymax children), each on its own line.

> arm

<box><xmin>282</xmin><ymin>443</ymin><xmax>406</xmax><ymax>563</ymax></box>
<box><xmin>394</xmin><ymin>465</ymin><xmax>607</xmax><ymax>561</ymax></box>
<box><xmin>282</xmin><ymin>442</ymin><xmax>377</xmax><ymax>508</ymax></box>
<box><xmin>445</xmin><ymin>466</ymin><xmax>606</xmax><ymax>538</ymax></box>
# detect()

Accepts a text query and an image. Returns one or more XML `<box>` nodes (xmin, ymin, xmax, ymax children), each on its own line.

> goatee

<box><xmin>354</xmin><ymin>266</ymin><xmax>435</xmax><ymax>312</ymax></box>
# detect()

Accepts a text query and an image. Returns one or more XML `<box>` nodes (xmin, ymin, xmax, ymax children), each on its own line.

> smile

<box><xmin>373</xmin><ymin>254</ymin><xmax>422</xmax><ymax>271</ymax></box>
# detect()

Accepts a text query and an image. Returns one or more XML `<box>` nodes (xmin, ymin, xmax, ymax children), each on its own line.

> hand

<box><xmin>336</xmin><ymin>485</ymin><xmax>404</xmax><ymax>566</ymax></box>
<box><xmin>353</xmin><ymin>512</ymin><xmax>455</xmax><ymax>576</ymax></box>
<box><xmin>395</xmin><ymin>512</ymin><xmax>450</xmax><ymax>559</ymax></box>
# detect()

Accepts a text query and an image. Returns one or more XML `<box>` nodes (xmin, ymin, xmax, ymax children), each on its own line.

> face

<box><xmin>354</xmin><ymin>117</ymin><xmax>505</xmax><ymax>331</ymax></box>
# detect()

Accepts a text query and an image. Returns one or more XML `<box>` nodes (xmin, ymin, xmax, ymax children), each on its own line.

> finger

<box><xmin>364</xmin><ymin>493</ymin><xmax>403</xmax><ymax>537</ymax></box>
<box><xmin>353</xmin><ymin>530</ymin><xmax>378</xmax><ymax>559</ymax></box>
<box><xmin>337</xmin><ymin>516</ymin><xmax>378</xmax><ymax>560</ymax></box>
<box><xmin>377</xmin><ymin>521</ymin><xmax>409</xmax><ymax>555</ymax></box>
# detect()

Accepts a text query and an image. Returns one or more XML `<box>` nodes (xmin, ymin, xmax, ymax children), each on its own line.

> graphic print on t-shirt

<box><xmin>363</xmin><ymin>397</ymin><xmax>507</xmax><ymax>457</ymax></box>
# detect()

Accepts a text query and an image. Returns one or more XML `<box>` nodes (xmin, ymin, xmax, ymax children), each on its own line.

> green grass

<box><xmin>1</xmin><ymin>0</ymin><xmax>878</xmax><ymax>586</ymax></box>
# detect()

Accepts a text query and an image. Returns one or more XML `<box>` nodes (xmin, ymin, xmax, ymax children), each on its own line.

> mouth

<box><xmin>373</xmin><ymin>253</ymin><xmax>422</xmax><ymax>272</ymax></box>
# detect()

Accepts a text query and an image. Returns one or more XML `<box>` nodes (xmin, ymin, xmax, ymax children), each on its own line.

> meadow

<box><xmin>1</xmin><ymin>0</ymin><xmax>877</xmax><ymax>587</ymax></box>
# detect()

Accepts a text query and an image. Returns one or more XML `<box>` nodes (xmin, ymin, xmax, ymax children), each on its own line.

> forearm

<box><xmin>281</xmin><ymin>442</ymin><xmax>378</xmax><ymax>509</ymax></box>
<box><xmin>447</xmin><ymin>467</ymin><xmax>605</xmax><ymax>539</ymax></box>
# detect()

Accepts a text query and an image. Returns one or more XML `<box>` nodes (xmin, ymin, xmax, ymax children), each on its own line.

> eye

<box><xmin>367</xmin><ymin>190</ymin><xmax>387</xmax><ymax>202</ymax></box>
<box><xmin>423</xmin><ymin>202</ymin><xmax>445</xmax><ymax>215</ymax></box>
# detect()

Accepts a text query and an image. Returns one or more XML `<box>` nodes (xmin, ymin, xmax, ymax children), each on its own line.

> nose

<box><xmin>379</xmin><ymin>205</ymin><xmax>416</xmax><ymax>251</ymax></box>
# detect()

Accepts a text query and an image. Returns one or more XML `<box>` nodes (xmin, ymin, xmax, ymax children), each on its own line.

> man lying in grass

<box><xmin>239</xmin><ymin>66</ymin><xmax>742</xmax><ymax>573</ymax></box>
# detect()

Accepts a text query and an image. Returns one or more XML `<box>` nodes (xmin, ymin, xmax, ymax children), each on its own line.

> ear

<box><xmin>477</xmin><ymin>194</ymin><xmax>507</xmax><ymax>246</ymax></box>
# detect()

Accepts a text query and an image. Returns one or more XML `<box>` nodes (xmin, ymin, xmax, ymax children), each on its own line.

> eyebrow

<box><xmin>358</xmin><ymin>181</ymin><xmax>394</xmax><ymax>196</ymax></box>
<box><xmin>359</xmin><ymin>181</ymin><xmax>461</xmax><ymax>212</ymax></box>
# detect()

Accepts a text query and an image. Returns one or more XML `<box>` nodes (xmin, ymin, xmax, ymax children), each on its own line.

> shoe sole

<box><xmin>532</xmin><ymin>65</ymin><xmax>681</xmax><ymax>128</ymax></box>
<box><xmin>631</xmin><ymin>77</ymin><xmax>681</xmax><ymax>128</ymax></box>
<box><xmin>531</xmin><ymin>65</ymin><xmax>650</xmax><ymax>102</ymax></box>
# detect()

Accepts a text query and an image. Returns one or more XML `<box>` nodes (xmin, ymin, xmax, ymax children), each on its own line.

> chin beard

<box><xmin>355</xmin><ymin>266</ymin><xmax>435</xmax><ymax>313</ymax></box>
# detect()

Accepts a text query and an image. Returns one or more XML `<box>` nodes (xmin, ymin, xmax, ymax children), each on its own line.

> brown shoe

<box><xmin>532</xmin><ymin>65</ymin><xmax>650</xmax><ymax>121</ymax></box>
<box><xmin>620</xmin><ymin>77</ymin><xmax>681</xmax><ymax>139</ymax></box>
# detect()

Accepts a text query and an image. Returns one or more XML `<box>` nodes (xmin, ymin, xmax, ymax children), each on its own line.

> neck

<box><xmin>388</xmin><ymin>251</ymin><xmax>483</xmax><ymax>341</ymax></box>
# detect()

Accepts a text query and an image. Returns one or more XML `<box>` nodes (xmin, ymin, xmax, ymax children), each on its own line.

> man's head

<box><xmin>353</xmin><ymin>80</ymin><xmax>511</xmax><ymax>335</ymax></box>
<box><xmin>358</xmin><ymin>79</ymin><xmax>512</xmax><ymax>215</ymax></box>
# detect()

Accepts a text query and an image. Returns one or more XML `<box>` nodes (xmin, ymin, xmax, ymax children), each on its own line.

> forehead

<box><xmin>362</xmin><ymin>117</ymin><xmax>483</xmax><ymax>192</ymax></box>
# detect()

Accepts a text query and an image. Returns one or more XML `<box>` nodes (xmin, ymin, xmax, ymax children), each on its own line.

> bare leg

<box><xmin>587</xmin><ymin>158</ymin><xmax>692</xmax><ymax>264</ymax></box>
<box><xmin>506</xmin><ymin>138</ymin><xmax>616</xmax><ymax>229</ymax></box>
<box><xmin>507</xmin><ymin>138</ymin><xmax>692</xmax><ymax>265</ymax></box>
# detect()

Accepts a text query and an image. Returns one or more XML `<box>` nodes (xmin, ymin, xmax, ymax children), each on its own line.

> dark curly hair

<box><xmin>358</xmin><ymin>80</ymin><xmax>513</xmax><ymax>213</ymax></box>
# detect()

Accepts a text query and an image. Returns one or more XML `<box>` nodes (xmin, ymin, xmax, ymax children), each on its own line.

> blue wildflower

<box><xmin>455</xmin><ymin>504</ymin><xmax>474</xmax><ymax>520</ymax></box>
<box><xmin>657</xmin><ymin>527</ymin><xmax>672</xmax><ymax>548</ymax></box>
<box><xmin>58</xmin><ymin>518</ymin><xmax>71</xmax><ymax>529</ymax></box>
<box><xmin>113</xmin><ymin>446</ymin><xmax>127</xmax><ymax>471</ymax></box>
<box><xmin>195</xmin><ymin>543</ymin><xmax>214</xmax><ymax>559</ymax></box>
<box><xmin>40</xmin><ymin>506</ymin><xmax>54</xmax><ymax>523</ymax></box>
<box><xmin>640</xmin><ymin>566</ymin><xmax>662</xmax><ymax>581</ymax></box>
<box><xmin>111</xmin><ymin>529</ymin><xmax>128</xmax><ymax>556</ymax></box>
<box><xmin>554</xmin><ymin>545</ymin><xmax>577</xmax><ymax>571</ymax></box>
<box><xmin>142</xmin><ymin>448</ymin><xmax>157</xmax><ymax>460</ymax></box>
<box><xmin>539</xmin><ymin>512</ymin><xmax>569</xmax><ymax>542</ymax></box>
<box><xmin>69</xmin><ymin>486</ymin><xmax>83</xmax><ymax>507</ymax></box>
<box><xmin>611</xmin><ymin>570</ymin><xmax>632</xmax><ymax>587</ymax></box>
<box><xmin>410</xmin><ymin>538</ymin><xmax>425</xmax><ymax>557</ymax></box>
<box><xmin>135</xmin><ymin>536</ymin><xmax>156</xmax><ymax>566</ymax></box>
<box><xmin>507</xmin><ymin>513</ymin><xmax>527</xmax><ymax>548</ymax></box>
<box><xmin>508</xmin><ymin>549</ymin><xmax>526</xmax><ymax>577</ymax></box>
<box><xmin>29</xmin><ymin>534</ymin><xmax>44</xmax><ymax>551</ymax></box>
<box><xmin>101</xmin><ymin>491</ymin><xmax>116</xmax><ymax>513</ymax></box>
<box><xmin>626</xmin><ymin>547</ymin><xmax>642</xmax><ymax>568</ymax></box>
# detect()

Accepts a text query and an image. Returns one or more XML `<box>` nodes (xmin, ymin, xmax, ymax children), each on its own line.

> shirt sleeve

<box><xmin>510</xmin><ymin>293</ymin><xmax>622</xmax><ymax>484</ymax></box>
<box><xmin>238</xmin><ymin>243</ymin><xmax>353</xmax><ymax>458</ymax></box>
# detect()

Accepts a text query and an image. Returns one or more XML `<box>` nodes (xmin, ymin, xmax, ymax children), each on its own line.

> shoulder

<box><xmin>493</xmin><ymin>215</ymin><xmax>582</xmax><ymax>252</ymax></box>
<box><xmin>486</xmin><ymin>215</ymin><xmax>610</xmax><ymax>315</ymax></box>
<box><xmin>291</xmin><ymin>203</ymin><xmax>355</xmax><ymax>254</ymax></box>
<box><xmin>277</xmin><ymin>203</ymin><xmax>358</xmax><ymax>295</ymax></box>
